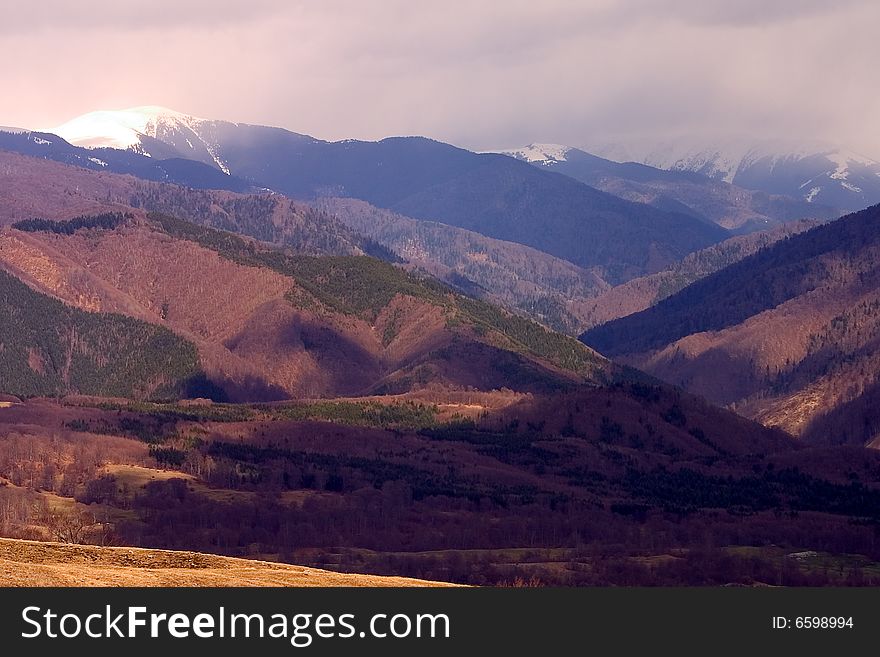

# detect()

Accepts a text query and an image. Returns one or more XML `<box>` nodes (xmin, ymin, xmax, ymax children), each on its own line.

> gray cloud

<box><xmin>1</xmin><ymin>0</ymin><xmax>878</xmax><ymax>157</ymax></box>
<box><xmin>0</xmin><ymin>1</ymin><xmax>285</xmax><ymax>33</ymax></box>
<box><xmin>625</xmin><ymin>0</ymin><xmax>868</xmax><ymax>27</ymax></box>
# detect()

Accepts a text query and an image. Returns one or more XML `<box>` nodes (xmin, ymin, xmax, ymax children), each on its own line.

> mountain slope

<box><xmin>594</xmin><ymin>138</ymin><xmax>880</xmax><ymax>212</ymax></box>
<box><xmin>318</xmin><ymin>197</ymin><xmax>609</xmax><ymax>333</ymax></box>
<box><xmin>500</xmin><ymin>143</ymin><xmax>838</xmax><ymax>232</ymax></box>
<box><xmin>0</xmin><ymin>149</ymin><xmax>389</xmax><ymax>258</ymax></box>
<box><xmin>0</xmin><ymin>265</ymin><xmax>201</xmax><ymax>399</ymax></box>
<box><xmin>50</xmin><ymin>106</ymin><xmax>234</xmax><ymax>172</ymax></box>
<box><xmin>2</xmin><ymin>148</ymin><xmax>603</xmax><ymax>333</ymax></box>
<box><xmin>49</xmin><ymin>107</ymin><xmax>729</xmax><ymax>282</ymax></box>
<box><xmin>0</xmin><ymin>210</ymin><xmax>610</xmax><ymax>402</ymax></box>
<box><xmin>574</xmin><ymin>220</ymin><xmax>819</xmax><ymax>331</ymax></box>
<box><xmin>0</xmin><ymin>129</ymin><xmax>253</xmax><ymax>193</ymax></box>
<box><xmin>581</xmin><ymin>205</ymin><xmax>880</xmax><ymax>445</ymax></box>
<box><xmin>386</xmin><ymin>153</ymin><xmax>728</xmax><ymax>283</ymax></box>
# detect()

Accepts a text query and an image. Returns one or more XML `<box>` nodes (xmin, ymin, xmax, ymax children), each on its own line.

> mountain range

<box><xmin>3</xmin><ymin>107</ymin><xmax>880</xmax><ymax>586</ymax></box>
<box><xmin>3</xmin><ymin>108</ymin><xmax>872</xmax><ymax>344</ymax></box>
<box><xmin>0</xmin><ymin>152</ymin><xmax>608</xmax><ymax>401</ymax></box>
<box><xmin>499</xmin><ymin>143</ymin><xmax>838</xmax><ymax>232</ymax></box>
<box><xmin>592</xmin><ymin>138</ymin><xmax>880</xmax><ymax>212</ymax></box>
<box><xmin>39</xmin><ymin>107</ymin><xmax>729</xmax><ymax>284</ymax></box>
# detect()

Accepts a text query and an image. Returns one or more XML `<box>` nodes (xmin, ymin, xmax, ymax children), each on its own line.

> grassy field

<box><xmin>0</xmin><ymin>538</ymin><xmax>456</xmax><ymax>587</ymax></box>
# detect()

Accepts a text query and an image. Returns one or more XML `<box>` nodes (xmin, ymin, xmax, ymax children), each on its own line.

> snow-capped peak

<box><xmin>47</xmin><ymin>106</ymin><xmax>206</xmax><ymax>150</ymax></box>
<box><xmin>45</xmin><ymin>106</ymin><xmax>233</xmax><ymax>174</ymax></box>
<box><xmin>497</xmin><ymin>143</ymin><xmax>572</xmax><ymax>165</ymax></box>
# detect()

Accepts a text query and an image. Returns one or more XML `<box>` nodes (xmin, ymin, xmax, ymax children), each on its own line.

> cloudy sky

<box><xmin>2</xmin><ymin>0</ymin><xmax>878</xmax><ymax>155</ymax></box>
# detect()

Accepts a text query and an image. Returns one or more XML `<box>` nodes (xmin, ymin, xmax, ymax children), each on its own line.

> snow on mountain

<box><xmin>50</xmin><ymin>106</ymin><xmax>191</xmax><ymax>149</ymax></box>
<box><xmin>0</xmin><ymin>126</ymin><xmax>27</xmax><ymax>134</ymax></box>
<box><xmin>497</xmin><ymin>143</ymin><xmax>572</xmax><ymax>165</ymax></box>
<box><xmin>591</xmin><ymin>137</ymin><xmax>880</xmax><ymax>211</ymax></box>
<box><xmin>48</xmin><ymin>106</ymin><xmax>233</xmax><ymax>174</ymax></box>
<box><xmin>596</xmin><ymin>138</ymin><xmax>833</xmax><ymax>181</ymax></box>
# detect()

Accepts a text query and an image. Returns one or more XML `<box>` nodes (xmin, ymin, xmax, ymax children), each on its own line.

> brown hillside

<box><xmin>318</xmin><ymin>197</ymin><xmax>609</xmax><ymax>333</ymax></box>
<box><xmin>0</xmin><ymin>150</ymin><xmax>376</xmax><ymax>256</ymax></box>
<box><xmin>7</xmin><ymin>393</ymin><xmax>880</xmax><ymax>586</ymax></box>
<box><xmin>574</xmin><ymin>221</ymin><xmax>819</xmax><ymax>331</ymax></box>
<box><xmin>582</xmin><ymin>205</ymin><xmax>880</xmax><ymax>445</ymax></box>
<box><xmin>0</xmin><ymin>151</ymin><xmax>607</xmax><ymax>335</ymax></box>
<box><xmin>0</xmin><ymin>216</ymin><xmax>604</xmax><ymax>400</ymax></box>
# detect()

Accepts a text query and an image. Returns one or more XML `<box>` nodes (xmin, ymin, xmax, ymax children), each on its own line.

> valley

<box><xmin>582</xmin><ymin>204</ymin><xmax>880</xmax><ymax>446</ymax></box>
<box><xmin>3</xmin><ymin>390</ymin><xmax>880</xmax><ymax>586</ymax></box>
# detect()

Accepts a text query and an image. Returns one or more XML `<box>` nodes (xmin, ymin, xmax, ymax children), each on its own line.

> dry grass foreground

<box><xmin>0</xmin><ymin>538</ymin><xmax>454</xmax><ymax>587</ymax></box>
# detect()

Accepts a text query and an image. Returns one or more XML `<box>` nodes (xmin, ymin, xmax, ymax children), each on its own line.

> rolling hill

<box><xmin>0</xmin><ymin>538</ymin><xmax>450</xmax><ymax>586</ymax></box>
<box><xmin>3</xmin><ymin>386</ymin><xmax>880</xmax><ymax>586</ymax></box>
<box><xmin>581</xmin><ymin>204</ymin><xmax>880</xmax><ymax>445</ymax></box>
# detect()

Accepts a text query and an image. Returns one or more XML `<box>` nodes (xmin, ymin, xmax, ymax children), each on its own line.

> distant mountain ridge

<box><xmin>44</xmin><ymin>107</ymin><xmax>729</xmax><ymax>283</ymax></box>
<box><xmin>317</xmin><ymin>197</ymin><xmax>609</xmax><ymax>333</ymax></box>
<box><xmin>499</xmin><ymin>143</ymin><xmax>839</xmax><ymax>232</ymax></box>
<box><xmin>592</xmin><ymin>138</ymin><xmax>880</xmax><ymax>212</ymax></box>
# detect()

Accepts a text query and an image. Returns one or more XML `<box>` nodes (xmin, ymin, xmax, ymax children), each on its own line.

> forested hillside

<box><xmin>575</xmin><ymin>220</ymin><xmax>818</xmax><ymax>331</ymax></box>
<box><xmin>315</xmin><ymin>198</ymin><xmax>608</xmax><ymax>333</ymax></box>
<box><xmin>0</xmin><ymin>269</ymin><xmax>200</xmax><ymax>398</ymax></box>
<box><xmin>581</xmin><ymin>205</ymin><xmax>880</xmax><ymax>444</ymax></box>
<box><xmin>128</xmin><ymin>183</ymin><xmax>395</xmax><ymax>259</ymax></box>
<box><xmin>150</xmin><ymin>213</ymin><xmax>604</xmax><ymax>377</ymax></box>
<box><xmin>0</xmin><ymin>208</ymin><xmax>610</xmax><ymax>402</ymax></box>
